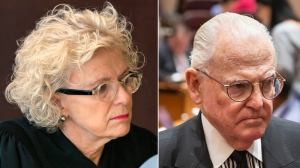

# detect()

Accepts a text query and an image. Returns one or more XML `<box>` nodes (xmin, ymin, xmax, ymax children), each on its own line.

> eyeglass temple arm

<box><xmin>196</xmin><ymin>69</ymin><xmax>229</xmax><ymax>87</ymax></box>
<box><xmin>275</xmin><ymin>71</ymin><xmax>286</xmax><ymax>81</ymax></box>
<box><xmin>56</xmin><ymin>88</ymin><xmax>94</xmax><ymax>95</ymax></box>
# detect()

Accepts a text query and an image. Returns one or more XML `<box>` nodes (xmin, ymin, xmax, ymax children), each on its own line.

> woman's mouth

<box><xmin>111</xmin><ymin>114</ymin><xmax>129</xmax><ymax>120</ymax></box>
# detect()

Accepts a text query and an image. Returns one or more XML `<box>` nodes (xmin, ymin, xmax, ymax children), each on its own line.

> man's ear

<box><xmin>52</xmin><ymin>93</ymin><xmax>68</xmax><ymax>116</ymax></box>
<box><xmin>186</xmin><ymin>68</ymin><xmax>203</xmax><ymax>105</ymax></box>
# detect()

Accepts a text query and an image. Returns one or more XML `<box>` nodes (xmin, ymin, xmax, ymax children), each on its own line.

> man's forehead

<box><xmin>219</xmin><ymin>48</ymin><xmax>273</xmax><ymax>65</ymax></box>
<box><xmin>211</xmin><ymin>35</ymin><xmax>275</xmax><ymax>68</ymax></box>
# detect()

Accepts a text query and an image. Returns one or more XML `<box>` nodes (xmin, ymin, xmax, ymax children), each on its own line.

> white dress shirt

<box><xmin>202</xmin><ymin>113</ymin><xmax>263</xmax><ymax>168</ymax></box>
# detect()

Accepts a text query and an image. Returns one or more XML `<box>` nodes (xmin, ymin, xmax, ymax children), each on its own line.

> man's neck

<box><xmin>201</xmin><ymin>113</ymin><xmax>263</xmax><ymax>167</ymax></box>
<box><xmin>225</xmin><ymin>138</ymin><xmax>254</xmax><ymax>151</ymax></box>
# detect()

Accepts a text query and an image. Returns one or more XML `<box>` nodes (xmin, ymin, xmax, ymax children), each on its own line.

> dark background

<box><xmin>0</xmin><ymin>0</ymin><xmax>158</xmax><ymax>135</ymax></box>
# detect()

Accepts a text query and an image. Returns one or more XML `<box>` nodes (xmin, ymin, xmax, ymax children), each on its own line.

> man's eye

<box><xmin>265</xmin><ymin>79</ymin><xmax>274</xmax><ymax>86</ymax></box>
<box><xmin>233</xmin><ymin>83</ymin><xmax>247</xmax><ymax>89</ymax></box>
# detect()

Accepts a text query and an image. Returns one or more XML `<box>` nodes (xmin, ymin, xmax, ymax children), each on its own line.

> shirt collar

<box><xmin>201</xmin><ymin>113</ymin><xmax>263</xmax><ymax>168</ymax></box>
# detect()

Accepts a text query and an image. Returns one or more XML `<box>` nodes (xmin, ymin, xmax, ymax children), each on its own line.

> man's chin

<box><xmin>240</xmin><ymin>127</ymin><xmax>266</xmax><ymax>141</ymax></box>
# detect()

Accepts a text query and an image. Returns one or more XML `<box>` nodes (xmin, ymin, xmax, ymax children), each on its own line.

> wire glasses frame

<box><xmin>197</xmin><ymin>69</ymin><xmax>286</xmax><ymax>102</ymax></box>
<box><xmin>56</xmin><ymin>71</ymin><xmax>142</xmax><ymax>102</ymax></box>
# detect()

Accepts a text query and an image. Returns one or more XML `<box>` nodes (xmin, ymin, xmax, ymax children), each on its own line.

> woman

<box><xmin>1</xmin><ymin>3</ymin><xmax>157</xmax><ymax>168</ymax></box>
<box><xmin>256</xmin><ymin>0</ymin><xmax>300</xmax><ymax>122</ymax></box>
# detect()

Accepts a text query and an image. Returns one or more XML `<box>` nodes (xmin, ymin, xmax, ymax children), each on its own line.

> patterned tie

<box><xmin>230</xmin><ymin>150</ymin><xmax>249</xmax><ymax>168</ymax></box>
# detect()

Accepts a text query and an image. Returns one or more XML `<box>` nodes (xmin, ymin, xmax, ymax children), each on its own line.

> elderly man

<box><xmin>159</xmin><ymin>12</ymin><xmax>300</xmax><ymax>168</ymax></box>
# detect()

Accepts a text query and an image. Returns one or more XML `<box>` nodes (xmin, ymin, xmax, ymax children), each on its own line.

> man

<box><xmin>159</xmin><ymin>12</ymin><xmax>300</xmax><ymax>168</ymax></box>
<box><xmin>159</xmin><ymin>23</ymin><xmax>192</xmax><ymax>80</ymax></box>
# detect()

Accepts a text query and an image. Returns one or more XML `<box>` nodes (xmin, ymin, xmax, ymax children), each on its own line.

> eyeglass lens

<box><xmin>127</xmin><ymin>75</ymin><xmax>140</xmax><ymax>93</ymax></box>
<box><xmin>98</xmin><ymin>83</ymin><xmax>117</xmax><ymax>101</ymax></box>
<box><xmin>227</xmin><ymin>77</ymin><xmax>283</xmax><ymax>101</ymax></box>
<box><xmin>97</xmin><ymin>75</ymin><xmax>140</xmax><ymax>101</ymax></box>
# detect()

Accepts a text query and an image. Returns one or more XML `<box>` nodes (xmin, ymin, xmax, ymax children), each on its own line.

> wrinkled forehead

<box><xmin>210</xmin><ymin>34</ymin><xmax>275</xmax><ymax>71</ymax></box>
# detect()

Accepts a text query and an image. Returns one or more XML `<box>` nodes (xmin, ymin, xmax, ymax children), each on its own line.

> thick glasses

<box><xmin>56</xmin><ymin>71</ymin><xmax>142</xmax><ymax>102</ymax></box>
<box><xmin>197</xmin><ymin>70</ymin><xmax>286</xmax><ymax>102</ymax></box>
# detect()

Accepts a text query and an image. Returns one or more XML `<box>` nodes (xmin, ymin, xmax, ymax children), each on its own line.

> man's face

<box><xmin>200</xmin><ymin>35</ymin><xmax>275</xmax><ymax>149</ymax></box>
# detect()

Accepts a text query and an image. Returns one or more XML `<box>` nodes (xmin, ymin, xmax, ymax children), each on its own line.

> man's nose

<box><xmin>245</xmin><ymin>84</ymin><xmax>264</xmax><ymax>110</ymax></box>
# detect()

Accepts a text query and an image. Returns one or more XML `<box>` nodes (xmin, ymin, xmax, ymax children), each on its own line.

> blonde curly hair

<box><xmin>5</xmin><ymin>3</ymin><xmax>140</xmax><ymax>132</ymax></box>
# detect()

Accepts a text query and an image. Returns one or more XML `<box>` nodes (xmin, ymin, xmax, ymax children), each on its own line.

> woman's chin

<box><xmin>105</xmin><ymin>122</ymin><xmax>131</xmax><ymax>139</ymax></box>
<box><xmin>116</xmin><ymin>123</ymin><xmax>131</xmax><ymax>137</ymax></box>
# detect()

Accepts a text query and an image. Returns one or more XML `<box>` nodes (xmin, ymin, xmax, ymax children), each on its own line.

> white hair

<box><xmin>5</xmin><ymin>3</ymin><xmax>141</xmax><ymax>133</ymax></box>
<box><xmin>190</xmin><ymin>12</ymin><xmax>275</xmax><ymax>71</ymax></box>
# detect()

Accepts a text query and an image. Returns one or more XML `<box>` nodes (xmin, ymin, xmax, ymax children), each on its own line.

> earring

<box><xmin>60</xmin><ymin>115</ymin><xmax>67</xmax><ymax>122</ymax></box>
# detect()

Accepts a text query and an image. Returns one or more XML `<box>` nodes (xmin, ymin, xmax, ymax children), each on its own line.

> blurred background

<box><xmin>159</xmin><ymin>0</ymin><xmax>300</xmax><ymax>130</ymax></box>
<box><xmin>0</xmin><ymin>0</ymin><xmax>158</xmax><ymax>135</ymax></box>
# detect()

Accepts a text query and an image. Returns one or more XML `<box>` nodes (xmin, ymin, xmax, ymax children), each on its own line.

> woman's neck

<box><xmin>78</xmin><ymin>145</ymin><xmax>105</xmax><ymax>165</ymax></box>
<box><xmin>59</xmin><ymin>122</ymin><xmax>111</xmax><ymax>165</ymax></box>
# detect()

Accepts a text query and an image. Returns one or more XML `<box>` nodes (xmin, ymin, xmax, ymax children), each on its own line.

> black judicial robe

<box><xmin>0</xmin><ymin>117</ymin><xmax>157</xmax><ymax>168</ymax></box>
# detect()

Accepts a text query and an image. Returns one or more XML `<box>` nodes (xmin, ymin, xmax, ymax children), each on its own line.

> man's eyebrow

<box><xmin>264</xmin><ymin>71</ymin><xmax>276</xmax><ymax>79</ymax></box>
<box><xmin>223</xmin><ymin>70</ymin><xmax>276</xmax><ymax>84</ymax></box>
<box><xmin>224</xmin><ymin>78</ymin><xmax>240</xmax><ymax>84</ymax></box>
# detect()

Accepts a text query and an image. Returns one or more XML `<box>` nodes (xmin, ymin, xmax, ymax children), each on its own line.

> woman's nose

<box><xmin>113</xmin><ymin>85</ymin><xmax>131</xmax><ymax>105</ymax></box>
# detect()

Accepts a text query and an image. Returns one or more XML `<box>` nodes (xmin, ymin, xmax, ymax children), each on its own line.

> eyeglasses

<box><xmin>56</xmin><ymin>71</ymin><xmax>142</xmax><ymax>102</ymax></box>
<box><xmin>197</xmin><ymin>69</ymin><xmax>286</xmax><ymax>102</ymax></box>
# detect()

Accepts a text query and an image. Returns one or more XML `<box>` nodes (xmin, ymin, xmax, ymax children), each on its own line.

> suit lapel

<box><xmin>167</xmin><ymin>114</ymin><xmax>295</xmax><ymax>168</ymax></box>
<box><xmin>174</xmin><ymin>113</ymin><xmax>213</xmax><ymax>168</ymax></box>
<box><xmin>262</xmin><ymin>117</ymin><xmax>294</xmax><ymax>168</ymax></box>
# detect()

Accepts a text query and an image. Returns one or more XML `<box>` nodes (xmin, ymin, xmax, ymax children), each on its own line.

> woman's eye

<box><xmin>125</xmin><ymin>77</ymin><xmax>131</xmax><ymax>84</ymax></box>
<box><xmin>99</xmin><ymin>84</ymin><xmax>108</xmax><ymax>93</ymax></box>
<box><xmin>124</xmin><ymin>74</ymin><xmax>134</xmax><ymax>84</ymax></box>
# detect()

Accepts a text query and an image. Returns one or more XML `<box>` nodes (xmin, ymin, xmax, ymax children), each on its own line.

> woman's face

<box><xmin>58</xmin><ymin>48</ymin><xmax>132</xmax><ymax>140</ymax></box>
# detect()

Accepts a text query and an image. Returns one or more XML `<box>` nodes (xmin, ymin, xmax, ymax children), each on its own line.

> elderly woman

<box><xmin>0</xmin><ymin>3</ymin><xmax>157</xmax><ymax>168</ymax></box>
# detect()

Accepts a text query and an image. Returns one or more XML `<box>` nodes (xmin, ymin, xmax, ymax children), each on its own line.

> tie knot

<box><xmin>230</xmin><ymin>150</ymin><xmax>248</xmax><ymax>163</ymax></box>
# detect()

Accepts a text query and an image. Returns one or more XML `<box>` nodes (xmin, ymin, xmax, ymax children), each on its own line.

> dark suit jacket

<box><xmin>159</xmin><ymin>43</ymin><xmax>190</xmax><ymax>80</ymax></box>
<box><xmin>159</xmin><ymin>113</ymin><xmax>300</xmax><ymax>168</ymax></box>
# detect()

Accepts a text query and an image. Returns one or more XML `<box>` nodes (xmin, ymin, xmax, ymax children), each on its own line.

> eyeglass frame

<box><xmin>55</xmin><ymin>71</ymin><xmax>142</xmax><ymax>102</ymax></box>
<box><xmin>196</xmin><ymin>69</ymin><xmax>286</xmax><ymax>102</ymax></box>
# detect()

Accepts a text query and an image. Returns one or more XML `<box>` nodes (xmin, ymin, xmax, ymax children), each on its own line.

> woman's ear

<box><xmin>52</xmin><ymin>94</ymin><xmax>67</xmax><ymax>115</ymax></box>
<box><xmin>185</xmin><ymin>68</ymin><xmax>203</xmax><ymax>105</ymax></box>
